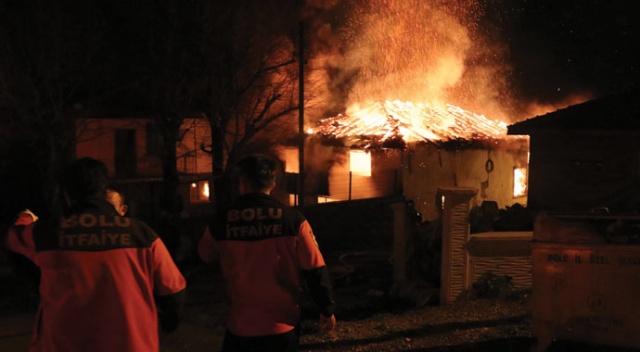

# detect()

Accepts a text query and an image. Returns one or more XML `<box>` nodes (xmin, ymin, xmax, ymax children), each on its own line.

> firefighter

<box><xmin>198</xmin><ymin>154</ymin><xmax>336</xmax><ymax>352</ymax></box>
<box><xmin>4</xmin><ymin>157</ymin><xmax>186</xmax><ymax>352</ymax></box>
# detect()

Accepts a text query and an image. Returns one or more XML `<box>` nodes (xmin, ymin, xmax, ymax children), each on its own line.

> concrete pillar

<box><xmin>438</xmin><ymin>187</ymin><xmax>477</xmax><ymax>304</ymax></box>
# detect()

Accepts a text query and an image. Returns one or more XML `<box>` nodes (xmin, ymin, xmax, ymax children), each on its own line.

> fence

<box><xmin>437</xmin><ymin>187</ymin><xmax>533</xmax><ymax>304</ymax></box>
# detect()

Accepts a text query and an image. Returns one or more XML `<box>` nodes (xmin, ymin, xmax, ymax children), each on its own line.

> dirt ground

<box><xmin>160</xmin><ymin>254</ymin><xmax>639</xmax><ymax>352</ymax></box>
<box><xmin>158</xmin><ymin>261</ymin><xmax>534</xmax><ymax>352</ymax></box>
<box><xmin>2</xmin><ymin>254</ymin><xmax>638</xmax><ymax>352</ymax></box>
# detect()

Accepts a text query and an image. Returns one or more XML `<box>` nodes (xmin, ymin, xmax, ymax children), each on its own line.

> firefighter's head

<box><xmin>235</xmin><ymin>154</ymin><xmax>277</xmax><ymax>195</ymax></box>
<box><xmin>64</xmin><ymin>157</ymin><xmax>109</xmax><ymax>203</ymax></box>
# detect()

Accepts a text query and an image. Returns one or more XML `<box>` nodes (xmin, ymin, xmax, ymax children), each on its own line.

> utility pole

<box><xmin>297</xmin><ymin>21</ymin><xmax>305</xmax><ymax>207</ymax></box>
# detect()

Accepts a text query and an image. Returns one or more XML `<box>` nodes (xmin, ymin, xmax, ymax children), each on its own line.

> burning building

<box><xmin>300</xmin><ymin>100</ymin><xmax>529</xmax><ymax>221</ymax></box>
<box><xmin>293</xmin><ymin>0</ymin><xmax>535</xmax><ymax>221</ymax></box>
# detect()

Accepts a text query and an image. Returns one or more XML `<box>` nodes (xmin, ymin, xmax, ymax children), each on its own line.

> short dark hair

<box><xmin>65</xmin><ymin>157</ymin><xmax>109</xmax><ymax>201</ymax></box>
<box><xmin>235</xmin><ymin>154</ymin><xmax>277</xmax><ymax>191</ymax></box>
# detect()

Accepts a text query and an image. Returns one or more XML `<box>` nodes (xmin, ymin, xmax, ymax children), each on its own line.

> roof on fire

<box><xmin>508</xmin><ymin>88</ymin><xmax>640</xmax><ymax>135</ymax></box>
<box><xmin>312</xmin><ymin>100</ymin><xmax>519</xmax><ymax>149</ymax></box>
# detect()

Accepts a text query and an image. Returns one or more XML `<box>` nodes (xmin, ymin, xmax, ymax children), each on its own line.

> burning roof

<box><xmin>311</xmin><ymin>100</ymin><xmax>515</xmax><ymax>149</ymax></box>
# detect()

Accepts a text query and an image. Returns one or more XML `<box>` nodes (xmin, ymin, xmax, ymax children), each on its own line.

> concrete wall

<box><xmin>75</xmin><ymin>117</ymin><xmax>212</xmax><ymax>178</ymax></box>
<box><xmin>401</xmin><ymin>142</ymin><xmax>529</xmax><ymax>221</ymax></box>
<box><xmin>288</xmin><ymin>138</ymin><xmax>529</xmax><ymax>219</ymax></box>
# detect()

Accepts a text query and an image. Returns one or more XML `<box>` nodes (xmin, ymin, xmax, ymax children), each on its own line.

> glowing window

<box><xmin>283</xmin><ymin>148</ymin><xmax>299</xmax><ymax>173</ymax></box>
<box><xmin>513</xmin><ymin>167</ymin><xmax>528</xmax><ymax>198</ymax></box>
<box><xmin>288</xmin><ymin>194</ymin><xmax>298</xmax><ymax>206</ymax></box>
<box><xmin>350</xmin><ymin>150</ymin><xmax>371</xmax><ymax>176</ymax></box>
<box><xmin>317</xmin><ymin>196</ymin><xmax>337</xmax><ymax>203</ymax></box>
<box><xmin>190</xmin><ymin>181</ymin><xmax>210</xmax><ymax>203</ymax></box>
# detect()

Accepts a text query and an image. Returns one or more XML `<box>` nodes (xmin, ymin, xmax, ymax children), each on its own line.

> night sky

<box><xmin>498</xmin><ymin>0</ymin><xmax>639</xmax><ymax>102</ymax></box>
<box><xmin>298</xmin><ymin>0</ymin><xmax>640</xmax><ymax>124</ymax></box>
<box><xmin>0</xmin><ymin>0</ymin><xmax>637</xmax><ymax>121</ymax></box>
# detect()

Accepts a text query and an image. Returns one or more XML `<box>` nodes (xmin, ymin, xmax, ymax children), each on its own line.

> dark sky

<box><xmin>1</xmin><ymin>0</ymin><xmax>638</xmax><ymax>118</ymax></box>
<box><xmin>497</xmin><ymin>0</ymin><xmax>639</xmax><ymax>102</ymax></box>
<box><xmin>305</xmin><ymin>0</ymin><xmax>639</xmax><ymax>121</ymax></box>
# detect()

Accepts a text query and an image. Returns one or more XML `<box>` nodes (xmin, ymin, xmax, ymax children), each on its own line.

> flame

<box><xmin>312</xmin><ymin>100</ymin><xmax>510</xmax><ymax>145</ymax></box>
<box><xmin>513</xmin><ymin>167</ymin><xmax>527</xmax><ymax>198</ymax></box>
<box><xmin>349</xmin><ymin>150</ymin><xmax>371</xmax><ymax>176</ymax></box>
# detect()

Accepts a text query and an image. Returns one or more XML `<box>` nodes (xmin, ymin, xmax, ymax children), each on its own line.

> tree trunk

<box><xmin>211</xmin><ymin>124</ymin><xmax>230</xmax><ymax>210</ymax></box>
<box><xmin>158</xmin><ymin>113</ymin><xmax>183</xmax><ymax>259</ymax></box>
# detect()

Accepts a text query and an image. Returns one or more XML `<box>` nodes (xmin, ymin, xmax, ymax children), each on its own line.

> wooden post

<box><xmin>391</xmin><ymin>201</ymin><xmax>408</xmax><ymax>287</ymax></box>
<box><xmin>297</xmin><ymin>21</ymin><xmax>305</xmax><ymax>207</ymax></box>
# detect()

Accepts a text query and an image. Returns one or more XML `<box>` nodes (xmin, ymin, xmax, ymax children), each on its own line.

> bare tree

<box><xmin>142</xmin><ymin>0</ymin><xmax>202</xmax><ymax>222</ymax></box>
<box><xmin>196</xmin><ymin>0</ymin><xmax>303</xmax><ymax>206</ymax></box>
<box><xmin>0</xmin><ymin>0</ymin><xmax>105</xmax><ymax>217</ymax></box>
<box><xmin>0</xmin><ymin>0</ymin><xmax>308</xmax><ymax>220</ymax></box>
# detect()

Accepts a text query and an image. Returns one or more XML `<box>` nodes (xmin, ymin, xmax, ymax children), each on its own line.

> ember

<box><xmin>305</xmin><ymin>0</ymin><xmax>533</xmax><ymax>150</ymax></box>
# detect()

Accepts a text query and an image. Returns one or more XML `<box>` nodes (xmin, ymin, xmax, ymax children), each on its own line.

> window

<box><xmin>513</xmin><ymin>167</ymin><xmax>528</xmax><ymax>198</ymax></box>
<box><xmin>350</xmin><ymin>150</ymin><xmax>371</xmax><ymax>176</ymax></box>
<box><xmin>283</xmin><ymin>148</ymin><xmax>299</xmax><ymax>173</ymax></box>
<box><xmin>190</xmin><ymin>181</ymin><xmax>210</xmax><ymax>203</ymax></box>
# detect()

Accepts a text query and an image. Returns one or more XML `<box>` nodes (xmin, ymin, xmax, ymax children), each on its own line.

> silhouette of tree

<box><xmin>0</xmin><ymin>0</ymin><xmax>108</xmax><ymax>217</ymax></box>
<box><xmin>194</xmin><ymin>0</ymin><xmax>304</xmax><ymax>206</ymax></box>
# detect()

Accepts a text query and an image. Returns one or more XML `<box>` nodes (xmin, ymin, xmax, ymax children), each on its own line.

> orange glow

<box><xmin>317</xmin><ymin>196</ymin><xmax>338</xmax><ymax>203</ymax></box>
<box><xmin>350</xmin><ymin>150</ymin><xmax>371</xmax><ymax>176</ymax></box>
<box><xmin>283</xmin><ymin>148</ymin><xmax>299</xmax><ymax>173</ymax></box>
<box><xmin>203</xmin><ymin>182</ymin><xmax>210</xmax><ymax>198</ymax></box>
<box><xmin>190</xmin><ymin>181</ymin><xmax>210</xmax><ymax>203</ymax></box>
<box><xmin>514</xmin><ymin>167</ymin><xmax>527</xmax><ymax>198</ymax></box>
<box><xmin>313</xmin><ymin>101</ymin><xmax>511</xmax><ymax>147</ymax></box>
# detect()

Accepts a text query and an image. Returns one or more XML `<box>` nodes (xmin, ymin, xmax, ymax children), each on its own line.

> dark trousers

<box><xmin>221</xmin><ymin>328</ymin><xmax>300</xmax><ymax>352</ymax></box>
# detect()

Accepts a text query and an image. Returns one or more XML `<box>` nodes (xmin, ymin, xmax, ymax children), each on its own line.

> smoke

<box><xmin>342</xmin><ymin>1</ymin><xmax>474</xmax><ymax>103</ymax></box>
<box><xmin>303</xmin><ymin>0</ymin><xmax>519</xmax><ymax>123</ymax></box>
<box><xmin>521</xmin><ymin>91</ymin><xmax>594</xmax><ymax>119</ymax></box>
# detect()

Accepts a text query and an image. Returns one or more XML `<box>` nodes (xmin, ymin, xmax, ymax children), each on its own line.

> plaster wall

<box><xmin>401</xmin><ymin>145</ymin><xmax>528</xmax><ymax>221</ymax></box>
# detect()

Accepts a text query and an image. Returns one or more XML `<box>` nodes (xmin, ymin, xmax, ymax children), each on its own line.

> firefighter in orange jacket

<box><xmin>4</xmin><ymin>158</ymin><xmax>186</xmax><ymax>352</ymax></box>
<box><xmin>198</xmin><ymin>154</ymin><xmax>336</xmax><ymax>352</ymax></box>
